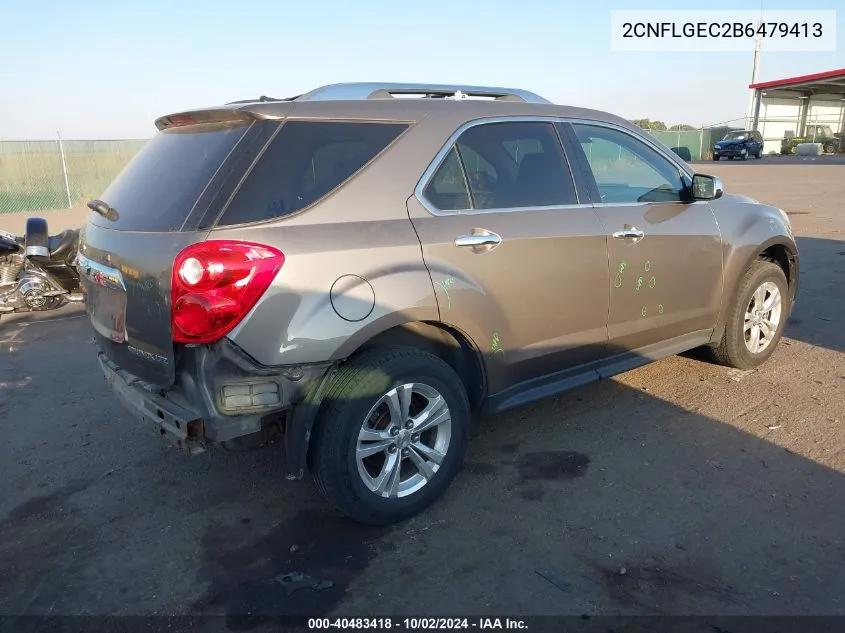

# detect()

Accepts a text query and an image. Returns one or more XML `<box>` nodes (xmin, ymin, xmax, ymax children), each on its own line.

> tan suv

<box><xmin>77</xmin><ymin>82</ymin><xmax>799</xmax><ymax>525</ymax></box>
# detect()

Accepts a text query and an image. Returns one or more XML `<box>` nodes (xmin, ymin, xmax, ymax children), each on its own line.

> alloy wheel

<box><xmin>356</xmin><ymin>382</ymin><xmax>452</xmax><ymax>499</ymax></box>
<box><xmin>744</xmin><ymin>281</ymin><xmax>783</xmax><ymax>354</ymax></box>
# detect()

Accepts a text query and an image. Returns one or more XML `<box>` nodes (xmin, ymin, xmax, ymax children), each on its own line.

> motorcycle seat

<box><xmin>25</xmin><ymin>218</ymin><xmax>78</xmax><ymax>262</ymax></box>
<box><xmin>48</xmin><ymin>230</ymin><xmax>78</xmax><ymax>260</ymax></box>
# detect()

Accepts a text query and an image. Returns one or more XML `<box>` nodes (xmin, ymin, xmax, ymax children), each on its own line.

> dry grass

<box><xmin>0</xmin><ymin>140</ymin><xmax>146</xmax><ymax>213</ymax></box>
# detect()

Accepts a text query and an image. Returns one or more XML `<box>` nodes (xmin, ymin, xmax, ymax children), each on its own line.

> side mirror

<box><xmin>691</xmin><ymin>174</ymin><xmax>723</xmax><ymax>201</ymax></box>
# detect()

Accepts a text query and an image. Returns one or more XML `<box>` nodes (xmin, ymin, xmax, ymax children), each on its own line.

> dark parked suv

<box><xmin>78</xmin><ymin>82</ymin><xmax>799</xmax><ymax>525</ymax></box>
<box><xmin>713</xmin><ymin>130</ymin><xmax>764</xmax><ymax>160</ymax></box>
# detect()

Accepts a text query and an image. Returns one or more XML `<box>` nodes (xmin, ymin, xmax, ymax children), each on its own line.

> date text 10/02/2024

<box><xmin>308</xmin><ymin>617</ymin><xmax>528</xmax><ymax>630</ymax></box>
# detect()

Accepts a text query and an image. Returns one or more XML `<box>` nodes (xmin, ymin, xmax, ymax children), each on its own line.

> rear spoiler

<box><xmin>154</xmin><ymin>108</ymin><xmax>257</xmax><ymax>131</ymax></box>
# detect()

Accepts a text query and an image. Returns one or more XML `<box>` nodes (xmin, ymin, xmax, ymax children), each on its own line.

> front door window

<box><xmin>571</xmin><ymin>124</ymin><xmax>685</xmax><ymax>204</ymax></box>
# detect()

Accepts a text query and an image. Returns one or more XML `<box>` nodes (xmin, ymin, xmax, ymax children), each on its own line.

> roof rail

<box><xmin>291</xmin><ymin>82</ymin><xmax>552</xmax><ymax>104</ymax></box>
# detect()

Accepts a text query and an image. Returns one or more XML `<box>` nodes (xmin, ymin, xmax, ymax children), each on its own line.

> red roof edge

<box><xmin>749</xmin><ymin>67</ymin><xmax>845</xmax><ymax>90</ymax></box>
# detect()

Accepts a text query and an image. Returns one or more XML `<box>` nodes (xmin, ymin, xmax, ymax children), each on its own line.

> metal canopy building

<box><xmin>749</xmin><ymin>67</ymin><xmax>845</xmax><ymax>154</ymax></box>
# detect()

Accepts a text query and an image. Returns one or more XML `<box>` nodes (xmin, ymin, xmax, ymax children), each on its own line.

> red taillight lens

<box><xmin>171</xmin><ymin>240</ymin><xmax>285</xmax><ymax>344</ymax></box>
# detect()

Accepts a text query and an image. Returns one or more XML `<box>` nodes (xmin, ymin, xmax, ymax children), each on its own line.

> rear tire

<box><xmin>712</xmin><ymin>156</ymin><xmax>720</xmax><ymax>161</ymax></box>
<box><xmin>309</xmin><ymin>346</ymin><xmax>470</xmax><ymax>526</ymax></box>
<box><xmin>707</xmin><ymin>260</ymin><xmax>790</xmax><ymax>370</ymax></box>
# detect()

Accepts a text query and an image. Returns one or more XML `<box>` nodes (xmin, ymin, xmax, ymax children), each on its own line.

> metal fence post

<box><xmin>57</xmin><ymin>131</ymin><xmax>72</xmax><ymax>209</ymax></box>
<box><xmin>699</xmin><ymin>127</ymin><xmax>704</xmax><ymax>160</ymax></box>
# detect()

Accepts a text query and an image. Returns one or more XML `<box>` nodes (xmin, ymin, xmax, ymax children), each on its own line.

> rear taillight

<box><xmin>171</xmin><ymin>240</ymin><xmax>285</xmax><ymax>344</ymax></box>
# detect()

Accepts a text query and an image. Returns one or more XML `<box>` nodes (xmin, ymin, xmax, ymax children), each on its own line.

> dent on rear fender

<box><xmin>229</xmin><ymin>263</ymin><xmax>440</xmax><ymax>367</ymax></box>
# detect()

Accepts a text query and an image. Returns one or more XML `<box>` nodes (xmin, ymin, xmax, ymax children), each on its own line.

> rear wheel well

<box><xmin>354</xmin><ymin>321</ymin><xmax>486</xmax><ymax>412</ymax></box>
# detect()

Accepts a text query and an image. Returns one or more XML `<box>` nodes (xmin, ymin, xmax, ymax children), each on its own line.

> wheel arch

<box><xmin>711</xmin><ymin>236</ymin><xmax>798</xmax><ymax>345</ymax></box>
<box><xmin>758</xmin><ymin>241</ymin><xmax>798</xmax><ymax>293</ymax></box>
<box><xmin>350</xmin><ymin>320</ymin><xmax>487</xmax><ymax>412</ymax></box>
<box><xmin>285</xmin><ymin>319</ymin><xmax>488</xmax><ymax>480</ymax></box>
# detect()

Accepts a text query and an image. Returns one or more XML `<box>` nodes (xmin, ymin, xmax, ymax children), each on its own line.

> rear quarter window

<box><xmin>216</xmin><ymin>121</ymin><xmax>409</xmax><ymax>227</ymax></box>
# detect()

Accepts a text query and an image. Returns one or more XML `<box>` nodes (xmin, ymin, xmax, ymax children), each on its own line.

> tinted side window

<box><xmin>502</xmin><ymin>137</ymin><xmax>543</xmax><ymax>164</ymax></box>
<box><xmin>218</xmin><ymin>121</ymin><xmax>408</xmax><ymax>226</ymax></box>
<box><xmin>571</xmin><ymin>124</ymin><xmax>685</xmax><ymax>204</ymax></box>
<box><xmin>456</xmin><ymin>122</ymin><xmax>576</xmax><ymax>209</ymax></box>
<box><xmin>458</xmin><ymin>145</ymin><xmax>498</xmax><ymax>183</ymax></box>
<box><xmin>423</xmin><ymin>147</ymin><xmax>471</xmax><ymax>211</ymax></box>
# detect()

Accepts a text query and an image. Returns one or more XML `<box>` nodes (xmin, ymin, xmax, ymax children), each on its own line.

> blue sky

<box><xmin>1</xmin><ymin>0</ymin><xmax>842</xmax><ymax>139</ymax></box>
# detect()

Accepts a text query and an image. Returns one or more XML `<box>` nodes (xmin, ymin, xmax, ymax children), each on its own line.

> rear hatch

<box><xmin>79</xmin><ymin>110</ymin><xmax>279</xmax><ymax>388</ymax></box>
<box><xmin>81</xmin><ymin>103</ymin><xmax>411</xmax><ymax>388</ymax></box>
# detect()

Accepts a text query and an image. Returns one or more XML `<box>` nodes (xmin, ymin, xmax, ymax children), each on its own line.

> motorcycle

<box><xmin>0</xmin><ymin>217</ymin><xmax>84</xmax><ymax>319</ymax></box>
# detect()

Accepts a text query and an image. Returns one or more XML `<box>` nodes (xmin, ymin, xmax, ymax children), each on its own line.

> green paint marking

<box><xmin>635</xmin><ymin>276</ymin><xmax>644</xmax><ymax>291</ymax></box>
<box><xmin>491</xmin><ymin>332</ymin><xmax>505</xmax><ymax>359</ymax></box>
<box><xmin>648</xmin><ymin>276</ymin><xmax>656</xmax><ymax>289</ymax></box>
<box><xmin>614</xmin><ymin>273</ymin><xmax>623</xmax><ymax>288</ymax></box>
<box><xmin>618</xmin><ymin>261</ymin><xmax>627</xmax><ymax>274</ymax></box>
<box><xmin>644</xmin><ymin>260</ymin><xmax>652</xmax><ymax>272</ymax></box>
<box><xmin>641</xmin><ymin>305</ymin><xmax>648</xmax><ymax>317</ymax></box>
<box><xmin>658</xmin><ymin>304</ymin><xmax>664</xmax><ymax>314</ymax></box>
<box><xmin>436</xmin><ymin>276</ymin><xmax>456</xmax><ymax>310</ymax></box>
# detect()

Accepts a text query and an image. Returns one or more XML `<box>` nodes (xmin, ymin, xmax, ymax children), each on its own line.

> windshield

<box><xmin>723</xmin><ymin>132</ymin><xmax>749</xmax><ymax>141</ymax></box>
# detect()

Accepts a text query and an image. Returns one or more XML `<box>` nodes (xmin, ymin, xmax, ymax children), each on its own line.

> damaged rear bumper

<box><xmin>97</xmin><ymin>339</ymin><xmax>335</xmax><ymax>471</ymax></box>
<box><xmin>100</xmin><ymin>354</ymin><xmax>208</xmax><ymax>454</ymax></box>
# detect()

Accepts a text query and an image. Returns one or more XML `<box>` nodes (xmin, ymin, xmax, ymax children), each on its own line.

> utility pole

<box><xmin>57</xmin><ymin>131</ymin><xmax>72</xmax><ymax>210</ymax></box>
<box><xmin>750</xmin><ymin>28</ymin><xmax>762</xmax><ymax>84</ymax></box>
<box><xmin>747</xmin><ymin>8</ymin><xmax>764</xmax><ymax>130</ymax></box>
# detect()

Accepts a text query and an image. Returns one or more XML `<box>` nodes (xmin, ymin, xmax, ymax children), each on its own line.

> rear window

<box><xmin>216</xmin><ymin>121</ymin><xmax>408</xmax><ymax>227</ymax></box>
<box><xmin>92</xmin><ymin>122</ymin><xmax>250</xmax><ymax>231</ymax></box>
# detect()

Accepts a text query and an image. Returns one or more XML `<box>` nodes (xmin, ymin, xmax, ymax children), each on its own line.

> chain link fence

<box><xmin>0</xmin><ymin>138</ymin><xmax>148</xmax><ymax>214</ymax></box>
<box><xmin>647</xmin><ymin>127</ymin><xmax>737</xmax><ymax>162</ymax></box>
<box><xmin>577</xmin><ymin>126</ymin><xmax>741</xmax><ymax>165</ymax></box>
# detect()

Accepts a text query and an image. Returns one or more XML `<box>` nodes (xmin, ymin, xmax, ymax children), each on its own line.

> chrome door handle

<box><xmin>454</xmin><ymin>230</ymin><xmax>502</xmax><ymax>251</ymax></box>
<box><xmin>612</xmin><ymin>227</ymin><xmax>645</xmax><ymax>243</ymax></box>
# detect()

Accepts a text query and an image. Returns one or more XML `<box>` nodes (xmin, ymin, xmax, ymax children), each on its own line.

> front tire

<box><xmin>713</xmin><ymin>156</ymin><xmax>720</xmax><ymax>161</ymax></box>
<box><xmin>708</xmin><ymin>259</ymin><xmax>790</xmax><ymax>370</ymax></box>
<box><xmin>310</xmin><ymin>346</ymin><xmax>470</xmax><ymax>525</ymax></box>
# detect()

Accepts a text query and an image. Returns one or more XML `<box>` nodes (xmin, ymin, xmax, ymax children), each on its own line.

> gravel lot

<box><xmin>1</xmin><ymin>163</ymin><xmax>844</xmax><ymax>625</ymax></box>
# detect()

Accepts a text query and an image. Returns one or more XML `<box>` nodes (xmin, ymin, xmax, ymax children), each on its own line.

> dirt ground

<box><xmin>0</xmin><ymin>206</ymin><xmax>88</xmax><ymax>236</ymax></box>
<box><xmin>1</xmin><ymin>164</ymin><xmax>844</xmax><ymax>626</ymax></box>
